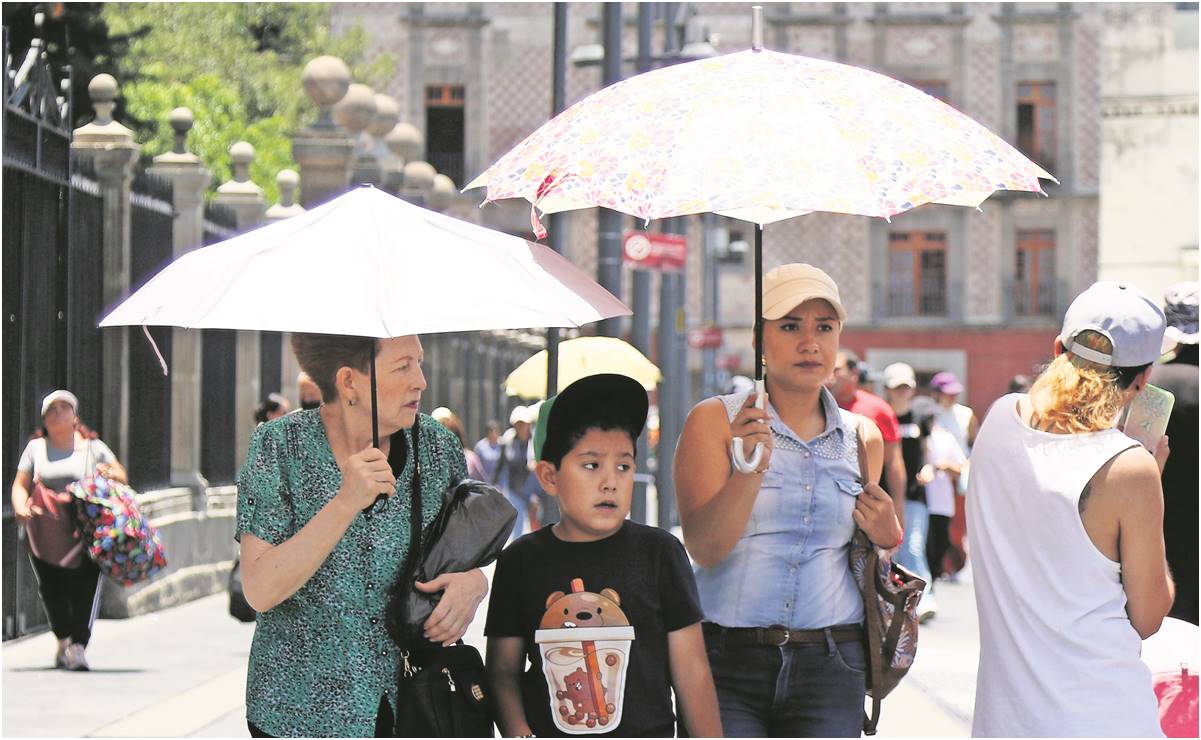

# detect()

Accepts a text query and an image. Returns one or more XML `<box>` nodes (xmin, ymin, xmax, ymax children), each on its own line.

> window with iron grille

<box><xmin>1017</xmin><ymin>82</ymin><xmax>1056</xmax><ymax>173</ymax></box>
<box><xmin>1015</xmin><ymin>229</ymin><xmax>1056</xmax><ymax>316</ymax></box>
<box><xmin>425</xmin><ymin>84</ymin><xmax>465</xmax><ymax>187</ymax></box>
<box><xmin>888</xmin><ymin>231</ymin><xmax>947</xmax><ymax>316</ymax></box>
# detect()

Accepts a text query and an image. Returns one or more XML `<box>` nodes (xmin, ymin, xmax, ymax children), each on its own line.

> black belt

<box><xmin>703</xmin><ymin>621</ymin><xmax>863</xmax><ymax>647</ymax></box>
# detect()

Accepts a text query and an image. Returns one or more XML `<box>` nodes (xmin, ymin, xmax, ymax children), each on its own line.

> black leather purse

<box><xmin>387</xmin><ymin>431</ymin><xmax>516</xmax><ymax>737</ymax></box>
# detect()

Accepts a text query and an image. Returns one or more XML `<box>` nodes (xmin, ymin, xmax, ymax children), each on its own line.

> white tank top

<box><xmin>967</xmin><ymin>394</ymin><xmax>1163</xmax><ymax>737</ymax></box>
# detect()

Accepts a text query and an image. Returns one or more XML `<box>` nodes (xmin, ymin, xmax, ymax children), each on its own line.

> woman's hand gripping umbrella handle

<box><xmin>730</xmin><ymin>378</ymin><xmax>767</xmax><ymax>473</ymax></box>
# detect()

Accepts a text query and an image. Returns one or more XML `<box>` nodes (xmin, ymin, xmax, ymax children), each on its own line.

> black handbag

<box><xmin>387</xmin><ymin>423</ymin><xmax>517</xmax><ymax>737</ymax></box>
<box><xmin>387</xmin><ymin>478</ymin><xmax>517</xmax><ymax>647</ymax></box>
<box><xmin>395</xmin><ymin>642</ymin><xmax>493</xmax><ymax>738</ymax></box>
<box><xmin>228</xmin><ymin>557</ymin><xmax>256</xmax><ymax>623</ymax></box>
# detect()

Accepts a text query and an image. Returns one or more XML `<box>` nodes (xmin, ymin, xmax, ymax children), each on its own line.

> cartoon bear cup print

<box><xmin>535</xmin><ymin>578</ymin><xmax>637</xmax><ymax>734</ymax></box>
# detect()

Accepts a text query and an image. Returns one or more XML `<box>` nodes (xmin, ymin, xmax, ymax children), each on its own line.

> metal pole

<box><xmin>626</xmin><ymin>2</ymin><xmax>658</xmax><ymax>525</ymax></box>
<box><xmin>596</xmin><ymin>2</ymin><xmax>624</xmax><ymax>338</ymax></box>
<box><xmin>545</xmin><ymin>2</ymin><xmax>569</xmax><ymax>396</ymax></box>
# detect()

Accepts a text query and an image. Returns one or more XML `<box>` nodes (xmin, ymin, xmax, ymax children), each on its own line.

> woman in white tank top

<box><xmin>967</xmin><ymin>282</ymin><xmax>1175</xmax><ymax>737</ymax></box>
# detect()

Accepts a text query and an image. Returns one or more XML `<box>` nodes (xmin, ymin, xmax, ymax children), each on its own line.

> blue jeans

<box><xmin>704</xmin><ymin>627</ymin><xmax>867</xmax><ymax>737</ymax></box>
<box><xmin>895</xmin><ymin>499</ymin><xmax>932</xmax><ymax>586</ymax></box>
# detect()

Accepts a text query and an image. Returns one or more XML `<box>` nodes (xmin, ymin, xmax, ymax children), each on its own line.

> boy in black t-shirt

<box><xmin>485</xmin><ymin>374</ymin><xmax>721</xmax><ymax>737</ymax></box>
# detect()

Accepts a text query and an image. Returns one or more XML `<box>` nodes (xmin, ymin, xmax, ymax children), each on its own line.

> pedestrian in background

<box><xmin>253</xmin><ymin>393</ymin><xmax>291</xmax><ymax>425</ymax></box>
<box><xmin>493</xmin><ymin>405</ymin><xmax>538</xmax><ymax>541</ymax></box>
<box><xmin>918</xmin><ymin>416</ymin><xmax>966</xmax><ymax>587</ymax></box>
<box><xmin>473</xmin><ymin>419</ymin><xmax>503</xmax><ymax>483</ymax></box>
<box><xmin>828</xmin><ymin>348</ymin><xmax>907</xmax><ymax>528</ymax></box>
<box><xmin>968</xmin><ymin>282</ymin><xmax>1174</xmax><ymax>737</ymax></box>
<box><xmin>237</xmin><ymin>334</ymin><xmax>486</xmax><ymax>737</ymax></box>
<box><xmin>928</xmin><ymin>370</ymin><xmax>977</xmax><ymax>579</ymax></box>
<box><xmin>676</xmin><ymin>264</ymin><xmax>902</xmax><ymax>737</ymax></box>
<box><xmin>883</xmin><ymin>362</ymin><xmax>939</xmax><ymax>622</ymax></box>
<box><xmin>1152</xmin><ymin>281</ymin><xmax>1198</xmax><ymax>625</ymax></box>
<box><xmin>431</xmin><ymin>406</ymin><xmax>488</xmax><ymax>481</ymax></box>
<box><xmin>10</xmin><ymin>390</ymin><xmax>127</xmax><ymax>671</ymax></box>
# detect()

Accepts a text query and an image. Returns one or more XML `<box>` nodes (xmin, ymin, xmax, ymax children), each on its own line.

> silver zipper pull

<box><xmin>442</xmin><ymin>667</ymin><xmax>457</xmax><ymax>692</ymax></box>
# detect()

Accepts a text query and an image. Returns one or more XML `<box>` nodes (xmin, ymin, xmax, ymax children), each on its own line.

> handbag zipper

<box><xmin>442</xmin><ymin>667</ymin><xmax>457</xmax><ymax>692</ymax></box>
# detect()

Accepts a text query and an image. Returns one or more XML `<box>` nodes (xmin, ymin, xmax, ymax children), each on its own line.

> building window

<box><xmin>425</xmin><ymin>84</ymin><xmax>465</xmax><ymax>187</ymax></box>
<box><xmin>1017</xmin><ymin>81</ymin><xmax>1056</xmax><ymax>172</ymax></box>
<box><xmin>910</xmin><ymin>80</ymin><xmax>950</xmax><ymax>104</ymax></box>
<box><xmin>1015</xmin><ymin>230</ymin><xmax>1056</xmax><ymax>315</ymax></box>
<box><xmin>888</xmin><ymin>231</ymin><xmax>947</xmax><ymax>316</ymax></box>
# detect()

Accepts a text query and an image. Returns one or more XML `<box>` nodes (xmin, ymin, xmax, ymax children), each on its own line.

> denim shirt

<box><xmin>695</xmin><ymin>387</ymin><xmax>865</xmax><ymax>630</ymax></box>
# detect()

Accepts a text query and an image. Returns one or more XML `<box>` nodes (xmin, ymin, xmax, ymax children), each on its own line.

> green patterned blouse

<box><xmin>236</xmin><ymin>409</ymin><xmax>466</xmax><ymax>737</ymax></box>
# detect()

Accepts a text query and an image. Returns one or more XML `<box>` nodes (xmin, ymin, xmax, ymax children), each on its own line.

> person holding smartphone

<box><xmin>967</xmin><ymin>282</ymin><xmax>1175</xmax><ymax>737</ymax></box>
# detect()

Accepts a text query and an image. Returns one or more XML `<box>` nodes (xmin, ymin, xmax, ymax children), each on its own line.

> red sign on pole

<box><xmin>687</xmin><ymin>326</ymin><xmax>724</xmax><ymax>349</ymax></box>
<box><xmin>623</xmin><ymin>230</ymin><xmax>687</xmax><ymax>271</ymax></box>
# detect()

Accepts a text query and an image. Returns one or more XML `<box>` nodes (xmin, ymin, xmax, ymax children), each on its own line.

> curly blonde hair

<box><xmin>1028</xmin><ymin>330</ymin><xmax>1149</xmax><ymax>434</ymax></box>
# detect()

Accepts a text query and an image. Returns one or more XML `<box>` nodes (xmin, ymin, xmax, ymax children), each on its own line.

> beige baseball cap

<box><xmin>762</xmin><ymin>263</ymin><xmax>847</xmax><ymax>322</ymax></box>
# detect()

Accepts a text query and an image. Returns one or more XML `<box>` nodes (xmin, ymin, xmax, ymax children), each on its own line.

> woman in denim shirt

<box><xmin>675</xmin><ymin>264</ymin><xmax>903</xmax><ymax>737</ymax></box>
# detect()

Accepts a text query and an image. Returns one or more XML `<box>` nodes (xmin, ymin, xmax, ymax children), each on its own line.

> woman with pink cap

<box><xmin>10</xmin><ymin>390</ymin><xmax>127</xmax><ymax>671</ymax></box>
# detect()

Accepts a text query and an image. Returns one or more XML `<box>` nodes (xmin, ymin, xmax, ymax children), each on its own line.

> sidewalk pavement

<box><xmin>2</xmin><ymin>562</ymin><xmax>975</xmax><ymax>737</ymax></box>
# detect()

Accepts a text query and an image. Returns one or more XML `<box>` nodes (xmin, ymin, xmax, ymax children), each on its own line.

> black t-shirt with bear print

<box><xmin>485</xmin><ymin>521</ymin><xmax>703</xmax><ymax>737</ymax></box>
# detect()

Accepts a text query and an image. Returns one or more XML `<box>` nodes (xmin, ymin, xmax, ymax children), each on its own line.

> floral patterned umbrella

<box><xmin>464</xmin><ymin>9</ymin><xmax>1055</xmax><ymax>470</ymax></box>
<box><xmin>464</xmin><ymin>48</ymin><xmax>1055</xmax><ymax>234</ymax></box>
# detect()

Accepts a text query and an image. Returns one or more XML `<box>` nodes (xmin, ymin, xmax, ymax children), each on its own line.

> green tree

<box><xmin>102</xmin><ymin>3</ymin><xmax>393</xmax><ymax>202</ymax></box>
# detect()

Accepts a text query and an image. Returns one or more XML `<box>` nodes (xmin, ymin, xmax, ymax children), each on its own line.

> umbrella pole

<box><xmin>370</xmin><ymin>346</ymin><xmax>380</xmax><ymax>449</ymax></box>
<box><xmin>366</xmin><ymin>340</ymin><xmax>384</xmax><ymax>513</ymax></box>
<box><xmin>754</xmin><ymin>223</ymin><xmax>763</xmax><ymax>382</ymax></box>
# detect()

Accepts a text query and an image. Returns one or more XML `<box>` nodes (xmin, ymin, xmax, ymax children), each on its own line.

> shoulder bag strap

<box><xmin>855</xmin><ymin>416</ymin><xmax>886</xmax><ymax>736</ymax></box>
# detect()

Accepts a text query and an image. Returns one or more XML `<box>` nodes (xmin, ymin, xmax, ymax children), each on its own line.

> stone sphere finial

<box><xmin>277</xmin><ymin>169</ymin><xmax>300</xmax><ymax>206</ymax></box>
<box><xmin>402</xmin><ymin>160</ymin><xmax>437</xmax><ymax>193</ymax></box>
<box><xmin>429</xmin><ymin>173</ymin><xmax>457</xmax><ymax>211</ymax></box>
<box><xmin>169</xmin><ymin>107</ymin><xmax>193</xmax><ymax>154</ymax></box>
<box><xmin>301</xmin><ymin>56</ymin><xmax>351</xmax><ymax>128</ymax></box>
<box><xmin>368</xmin><ymin>94</ymin><xmax>401</xmax><ymax>138</ymax></box>
<box><xmin>230</xmin><ymin>141</ymin><xmax>255</xmax><ymax>182</ymax></box>
<box><xmin>333</xmin><ymin>83</ymin><xmax>377</xmax><ymax>134</ymax></box>
<box><xmin>88</xmin><ymin>73</ymin><xmax>118</xmax><ymax>125</ymax></box>
<box><xmin>385</xmin><ymin>122</ymin><xmax>424</xmax><ymax>163</ymax></box>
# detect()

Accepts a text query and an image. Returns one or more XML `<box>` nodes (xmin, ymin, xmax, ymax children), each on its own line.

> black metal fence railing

<box><xmin>3</xmin><ymin>21</ymin><xmax>73</xmax><ymax>640</ymax></box>
<box><xmin>127</xmin><ymin>169</ymin><xmax>176</xmax><ymax>490</ymax></box>
<box><xmin>200</xmin><ymin>203</ymin><xmax>239</xmax><ymax>487</ymax></box>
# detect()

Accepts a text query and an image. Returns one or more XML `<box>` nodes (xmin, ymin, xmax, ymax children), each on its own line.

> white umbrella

<box><xmin>102</xmin><ymin>186</ymin><xmax>628</xmax><ymax>337</ymax></box>
<box><xmin>101</xmin><ymin>185</ymin><xmax>630</xmax><ymax>451</ymax></box>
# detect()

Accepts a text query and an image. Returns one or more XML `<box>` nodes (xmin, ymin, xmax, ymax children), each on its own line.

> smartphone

<box><xmin>1122</xmin><ymin>383</ymin><xmax>1175</xmax><ymax>451</ymax></box>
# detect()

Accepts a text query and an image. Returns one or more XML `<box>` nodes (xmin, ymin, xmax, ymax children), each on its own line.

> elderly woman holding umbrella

<box><xmin>237</xmin><ymin>333</ymin><xmax>484</xmax><ymax>738</ymax></box>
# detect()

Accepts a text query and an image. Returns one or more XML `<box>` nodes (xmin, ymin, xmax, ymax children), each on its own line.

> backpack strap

<box><xmin>854</xmin><ymin>416</ymin><xmax>886</xmax><ymax>736</ymax></box>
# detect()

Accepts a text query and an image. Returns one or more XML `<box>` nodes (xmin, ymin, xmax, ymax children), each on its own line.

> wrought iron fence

<box><xmin>127</xmin><ymin>169</ymin><xmax>176</xmax><ymax>489</ymax></box>
<box><xmin>200</xmin><ymin>203</ymin><xmax>239</xmax><ymax>486</ymax></box>
<box><xmin>3</xmin><ymin>20</ymin><xmax>73</xmax><ymax>640</ymax></box>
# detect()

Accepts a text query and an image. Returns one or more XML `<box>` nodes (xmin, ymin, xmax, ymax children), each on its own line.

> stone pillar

<box><xmin>384</xmin><ymin>122</ymin><xmax>423</xmax><ymax>194</ymax></box>
<box><xmin>335</xmin><ymin>83</ymin><xmax>381</xmax><ymax>186</ymax></box>
<box><xmin>429</xmin><ymin>173</ymin><xmax>456</xmax><ymax>212</ymax></box>
<box><xmin>367</xmin><ymin>93</ymin><xmax>400</xmax><ymax>190</ymax></box>
<box><xmin>265</xmin><ymin>169</ymin><xmax>306</xmax><ymax>411</ymax></box>
<box><xmin>147</xmin><ymin>107</ymin><xmax>211</xmax><ymax>495</ymax></box>
<box><xmin>293</xmin><ymin>56</ymin><xmax>354</xmax><ymax>207</ymax></box>
<box><xmin>213</xmin><ymin>142</ymin><xmax>267</xmax><ymax>474</ymax></box>
<box><xmin>401</xmin><ymin>160</ymin><xmax>436</xmax><ymax>208</ymax></box>
<box><xmin>71</xmin><ymin>74</ymin><xmax>140</xmax><ymax>464</ymax></box>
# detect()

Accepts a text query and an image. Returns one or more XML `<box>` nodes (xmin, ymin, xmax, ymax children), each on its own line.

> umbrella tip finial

<box><xmin>751</xmin><ymin>6</ymin><xmax>764</xmax><ymax>52</ymax></box>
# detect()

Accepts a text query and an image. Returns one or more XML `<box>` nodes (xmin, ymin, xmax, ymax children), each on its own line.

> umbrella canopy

<box><xmin>465</xmin><ymin>48</ymin><xmax>1055</xmax><ymax>231</ymax></box>
<box><xmin>504</xmin><ymin>336</ymin><xmax>661</xmax><ymax>399</ymax></box>
<box><xmin>100</xmin><ymin>186</ymin><xmax>630</xmax><ymax>337</ymax></box>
